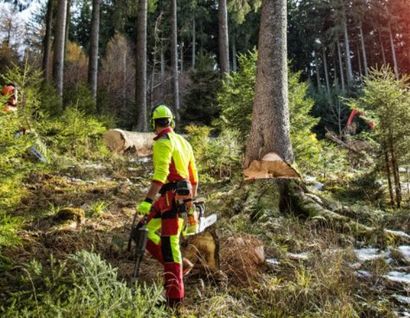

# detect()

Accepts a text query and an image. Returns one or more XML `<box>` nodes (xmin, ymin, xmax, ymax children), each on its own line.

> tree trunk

<box><xmin>42</xmin><ymin>0</ymin><xmax>54</xmax><ymax>83</ymax></box>
<box><xmin>389</xmin><ymin>135</ymin><xmax>401</xmax><ymax>208</ymax></box>
<box><xmin>337</xmin><ymin>42</ymin><xmax>346</xmax><ymax>92</ymax></box>
<box><xmin>65</xmin><ymin>0</ymin><xmax>71</xmax><ymax>58</ymax></box>
<box><xmin>384</xmin><ymin>147</ymin><xmax>395</xmax><ymax>207</ymax></box>
<box><xmin>378</xmin><ymin>28</ymin><xmax>387</xmax><ymax>65</ymax></box>
<box><xmin>218</xmin><ymin>0</ymin><xmax>230</xmax><ymax>74</ymax></box>
<box><xmin>388</xmin><ymin>22</ymin><xmax>399</xmax><ymax>79</ymax></box>
<box><xmin>232</xmin><ymin>37</ymin><xmax>237</xmax><ymax>72</ymax></box>
<box><xmin>359</xmin><ymin>22</ymin><xmax>368</xmax><ymax>76</ymax></box>
<box><xmin>123</xmin><ymin>50</ymin><xmax>127</xmax><ymax>113</ymax></box>
<box><xmin>180</xmin><ymin>42</ymin><xmax>184</xmax><ymax>73</ymax></box>
<box><xmin>342</xmin><ymin>6</ymin><xmax>353</xmax><ymax>84</ymax></box>
<box><xmin>88</xmin><ymin>0</ymin><xmax>100</xmax><ymax>101</ymax></box>
<box><xmin>171</xmin><ymin>0</ymin><xmax>180</xmax><ymax>123</ymax></box>
<box><xmin>357</xmin><ymin>46</ymin><xmax>362</xmax><ymax>78</ymax></box>
<box><xmin>52</xmin><ymin>0</ymin><xmax>68</xmax><ymax>101</ymax></box>
<box><xmin>323</xmin><ymin>47</ymin><xmax>331</xmax><ymax>98</ymax></box>
<box><xmin>314</xmin><ymin>52</ymin><xmax>321</xmax><ymax>92</ymax></box>
<box><xmin>135</xmin><ymin>0</ymin><xmax>147</xmax><ymax>131</ymax></box>
<box><xmin>160</xmin><ymin>42</ymin><xmax>165</xmax><ymax>98</ymax></box>
<box><xmin>244</xmin><ymin>0</ymin><xmax>293</xmax><ymax>168</ymax></box>
<box><xmin>192</xmin><ymin>18</ymin><xmax>196</xmax><ymax>69</ymax></box>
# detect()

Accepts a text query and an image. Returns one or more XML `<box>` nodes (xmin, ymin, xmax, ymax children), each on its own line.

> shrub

<box><xmin>1</xmin><ymin>251</ymin><xmax>167</xmax><ymax>317</ymax></box>
<box><xmin>40</xmin><ymin>108</ymin><xmax>110</xmax><ymax>160</ymax></box>
<box><xmin>185</xmin><ymin>125</ymin><xmax>241</xmax><ymax>180</ymax></box>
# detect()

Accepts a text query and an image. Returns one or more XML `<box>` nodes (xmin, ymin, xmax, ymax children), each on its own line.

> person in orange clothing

<box><xmin>136</xmin><ymin>105</ymin><xmax>198</xmax><ymax>308</ymax></box>
<box><xmin>2</xmin><ymin>83</ymin><xmax>18</xmax><ymax>112</ymax></box>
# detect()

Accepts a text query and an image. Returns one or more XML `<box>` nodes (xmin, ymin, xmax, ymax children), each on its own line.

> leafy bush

<box><xmin>1</xmin><ymin>251</ymin><xmax>167</xmax><ymax>317</ymax></box>
<box><xmin>40</xmin><ymin>108</ymin><xmax>110</xmax><ymax>160</ymax></box>
<box><xmin>185</xmin><ymin>125</ymin><xmax>241</xmax><ymax>180</ymax></box>
<box><xmin>0</xmin><ymin>65</ymin><xmax>46</xmax><ymax>247</ymax></box>
<box><xmin>217</xmin><ymin>51</ymin><xmax>322</xmax><ymax>173</ymax></box>
<box><xmin>64</xmin><ymin>82</ymin><xmax>97</xmax><ymax>115</ymax></box>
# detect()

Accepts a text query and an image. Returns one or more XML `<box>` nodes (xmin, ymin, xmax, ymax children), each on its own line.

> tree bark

<box><xmin>315</xmin><ymin>52</ymin><xmax>321</xmax><ymax>91</ymax></box>
<box><xmin>160</xmin><ymin>42</ymin><xmax>165</xmax><ymax>98</ymax></box>
<box><xmin>232</xmin><ymin>35</ymin><xmax>237</xmax><ymax>72</ymax></box>
<box><xmin>388</xmin><ymin>22</ymin><xmax>399</xmax><ymax>79</ymax></box>
<box><xmin>171</xmin><ymin>0</ymin><xmax>180</xmax><ymax>123</ymax></box>
<box><xmin>323</xmin><ymin>47</ymin><xmax>331</xmax><ymax>98</ymax></box>
<box><xmin>357</xmin><ymin>46</ymin><xmax>362</xmax><ymax>77</ymax></box>
<box><xmin>42</xmin><ymin>0</ymin><xmax>54</xmax><ymax>83</ymax></box>
<box><xmin>389</xmin><ymin>135</ymin><xmax>401</xmax><ymax>207</ymax></box>
<box><xmin>218</xmin><ymin>0</ymin><xmax>230</xmax><ymax>74</ymax></box>
<box><xmin>244</xmin><ymin>0</ymin><xmax>293</xmax><ymax>167</ymax></box>
<box><xmin>65</xmin><ymin>0</ymin><xmax>71</xmax><ymax>59</ymax></box>
<box><xmin>378</xmin><ymin>28</ymin><xmax>387</xmax><ymax>65</ymax></box>
<box><xmin>180</xmin><ymin>42</ymin><xmax>184</xmax><ymax>73</ymax></box>
<box><xmin>88</xmin><ymin>0</ymin><xmax>100</xmax><ymax>101</ymax></box>
<box><xmin>359</xmin><ymin>22</ymin><xmax>368</xmax><ymax>76</ymax></box>
<box><xmin>384</xmin><ymin>146</ymin><xmax>395</xmax><ymax>207</ymax></box>
<box><xmin>342</xmin><ymin>5</ymin><xmax>353</xmax><ymax>84</ymax></box>
<box><xmin>52</xmin><ymin>0</ymin><xmax>68</xmax><ymax>101</ymax></box>
<box><xmin>192</xmin><ymin>18</ymin><xmax>196</xmax><ymax>69</ymax></box>
<box><xmin>135</xmin><ymin>0</ymin><xmax>147</xmax><ymax>131</ymax></box>
<box><xmin>337</xmin><ymin>42</ymin><xmax>346</xmax><ymax>93</ymax></box>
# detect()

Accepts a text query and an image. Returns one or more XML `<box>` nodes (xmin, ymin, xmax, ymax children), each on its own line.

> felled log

<box><xmin>103</xmin><ymin>129</ymin><xmax>155</xmax><ymax>156</ymax></box>
<box><xmin>243</xmin><ymin>152</ymin><xmax>300</xmax><ymax>180</ymax></box>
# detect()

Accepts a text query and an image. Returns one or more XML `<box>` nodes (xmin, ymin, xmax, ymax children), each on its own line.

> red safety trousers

<box><xmin>145</xmin><ymin>189</ymin><xmax>184</xmax><ymax>307</ymax></box>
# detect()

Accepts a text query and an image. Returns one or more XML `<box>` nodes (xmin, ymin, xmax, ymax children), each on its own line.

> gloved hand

<box><xmin>136</xmin><ymin>199</ymin><xmax>152</xmax><ymax>215</ymax></box>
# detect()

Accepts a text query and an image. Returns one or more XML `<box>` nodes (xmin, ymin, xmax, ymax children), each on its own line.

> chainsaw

<box><xmin>127</xmin><ymin>200</ymin><xmax>217</xmax><ymax>280</ymax></box>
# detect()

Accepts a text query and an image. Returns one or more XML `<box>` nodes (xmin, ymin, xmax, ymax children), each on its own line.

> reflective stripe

<box><xmin>146</xmin><ymin>218</ymin><xmax>161</xmax><ymax>245</ymax></box>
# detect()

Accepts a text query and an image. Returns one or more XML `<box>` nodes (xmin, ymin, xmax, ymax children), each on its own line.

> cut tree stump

<box><xmin>243</xmin><ymin>152</ymin><xmax>300</xmax><ymax>180</ymax></box>
<box><xmin>103</xmin><ymin>129</ymin><xmax>155</xmax><ymax>156</ymax></box>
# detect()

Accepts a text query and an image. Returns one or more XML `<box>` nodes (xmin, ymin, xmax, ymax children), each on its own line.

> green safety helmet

<box><xmin>150</xmin><ymin>104</ymin><xmax>175</xmax><ymax>130</ymax></box>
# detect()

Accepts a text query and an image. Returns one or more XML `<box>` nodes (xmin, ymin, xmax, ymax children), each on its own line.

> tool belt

<box><xmin>159</xmin><ymin>180</ymin><xmax>194</xmax><ymax>216</ymax></box>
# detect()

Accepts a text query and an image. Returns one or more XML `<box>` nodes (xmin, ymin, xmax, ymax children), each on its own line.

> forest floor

<box><xmin>1</xmin><ymin>156</ymin><xmax>410</xmax><ymax>317</ymax></box>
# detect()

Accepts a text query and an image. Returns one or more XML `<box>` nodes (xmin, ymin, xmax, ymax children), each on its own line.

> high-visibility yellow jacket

<box><xmin>152</xmin><ymin>127</ymin><xmax>198</xmax><ymax>186</ymax></box>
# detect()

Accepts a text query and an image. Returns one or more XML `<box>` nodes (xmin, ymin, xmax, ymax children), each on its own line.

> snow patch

<box><xmin>354</xmin><ymin>248</ymin><xmax>390</xmax><ymax>262</ymax></box>
<box><xmin>385</xmin><ymin>230</ymin><xmax>410</xmax><ymax>240</ymax></box>
<box><xmin>393</xmin><ymin>294</ymin><xmax>410</xmax><ymax>305</ymax></box>
<box><xmin>384</xmin><ymin>271</ymin><xmax>410</xmax><ymax>285</ymax></box>
<box><xmin>398</xmin><ymin>246</ymin><xmax>410</xmax><ymax>263</ymax></box>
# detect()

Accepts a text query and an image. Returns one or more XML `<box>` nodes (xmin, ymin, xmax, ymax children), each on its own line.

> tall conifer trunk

<box><xmin>342</xmin><ymin>4</ymin><xmax>353</xmax><ymax>84</ymax></box>
<box><xmin>245</xmin><ymin>0</ymin><xmax>293</xmax><ymax>167</ymax></box>
<box><xmin>218</xmin><ymin>0</ymin><xmax>230</xmax><ymax>74</ymax></box>
<box><xmin>135</xmin><ymin>0</ymin><xmax>148</xmax><ymax>131</ymax></box>
<box><xmin>171</xmin><ymin>0</ymin><xmax>180</xmax><ymax>122</ymax></box>
<box><xmin>52</xmin><ymin>0</ymin><xmax>68</xmax><ymax>101</ymax></box>
<box><xmin>88</xmin><ymin>0</ymin><xmax>100</xmax><ymax>101</ymax></box>
<box><xmin>337</xmin><ymin>42</ymin><xmax>346</xmax><ymax>92</ymax></box>
<box><xmin>42</xmin><ymin>0</ymin><xmax>54</xmax><ymax>82</ymax></box>
<box><xmin>388</xmin><ymin>22</ymin><xmax>399</xmax><ymax>79</ymax></box>
<box><xmin>359</xmin><ymin>22</ymin><xmax>368</xmax><ymax>76</ymax></box>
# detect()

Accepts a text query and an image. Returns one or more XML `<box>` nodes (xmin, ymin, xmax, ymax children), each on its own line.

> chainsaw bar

<box><xmin>198</xmin><ymin>213</ymin><xmax>217</xmax><ymax>233</ymax></box>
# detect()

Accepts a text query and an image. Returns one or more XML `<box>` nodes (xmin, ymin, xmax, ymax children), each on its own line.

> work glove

<box><xmin>136</xmin><ymin>199</ymin><xmax>152</xmax><ymax>215</ymax></box>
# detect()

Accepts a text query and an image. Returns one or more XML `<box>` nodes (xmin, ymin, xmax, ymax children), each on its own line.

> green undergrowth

<box><xmin>1</xmin><ymin>250</ymin><xmax>167</xmax><ymax>318</ymax></box>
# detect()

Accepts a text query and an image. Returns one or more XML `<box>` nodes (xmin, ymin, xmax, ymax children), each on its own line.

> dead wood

<box><xmin>103</xmin><ymin>129</ymin><xmax>155</xmax><ymax>155</ymax></box>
